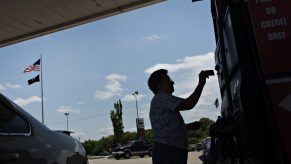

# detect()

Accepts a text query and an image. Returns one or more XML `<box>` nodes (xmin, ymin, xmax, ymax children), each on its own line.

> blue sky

<box><xmin>0</xmin><ymin>0</ymin><xmax>221</xmax><ymax>141</ymax></box>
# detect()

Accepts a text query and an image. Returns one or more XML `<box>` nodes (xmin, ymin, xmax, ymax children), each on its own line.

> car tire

<box><xmin>124</xmin><ymin>151</ymin><xmax>131</xmax><ymax>159</ymax></box>
<box><xmin>148</xmin><ymin>149</ymin><xmax>152</xmax><ymax>157</ymax></box>
<box><xmin>139</xmin><ymin>154</ymin><xmax>145</xmax><ymax>158</ymax></box>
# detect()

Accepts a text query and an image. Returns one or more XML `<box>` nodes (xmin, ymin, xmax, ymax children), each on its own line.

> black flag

<box><xmin>28</xmin><ymin>75</ymin><xmax>40</xmax><ymax>85</ymax></box>
<box><xmin>214</xmin><ymin>98</ymin><xmax>219</xmax><ymax>108</ymax></box>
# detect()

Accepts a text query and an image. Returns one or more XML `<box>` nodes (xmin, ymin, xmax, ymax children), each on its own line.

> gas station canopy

<box><xmin>0</xmin><ymin>0</ymin><xmax>164</xmax><ymax>48</ymax></box>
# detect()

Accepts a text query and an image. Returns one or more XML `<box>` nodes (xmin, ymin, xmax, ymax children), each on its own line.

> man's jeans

<box><xmin>152</xmin><ymin>142</ymin><xmax>188</xmax><ymax>164</ymax></box>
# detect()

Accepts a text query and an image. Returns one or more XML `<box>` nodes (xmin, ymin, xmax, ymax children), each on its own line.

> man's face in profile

<box><xmin>159</xmin><ymin>74</ymin><xmax>175</xmax><ymax>94</ymax></box>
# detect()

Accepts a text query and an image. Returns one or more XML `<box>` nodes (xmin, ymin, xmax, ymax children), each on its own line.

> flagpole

<box><xmin>40</xmin><ymin>54</ymin><xmax>44</xmax><ymax>124</ymax></box>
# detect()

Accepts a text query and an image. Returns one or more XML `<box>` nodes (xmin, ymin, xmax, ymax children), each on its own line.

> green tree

<box><xmin>123</xmin><ymin>131</ymin><xmax>137</xmax><ymax>142</ymax></box>
<box><xmin>82</xmin><ymin>129</ymin><xmax>153</xmax><ymax>155</ymax></box>
<box><xmin>82</xmin><ymin>139</ymin><xmax>98</xmax><ymax>155</ymax></box>
<box><xmin>187</xmin><ymin>117</ymin><xmax>215</xmax><ymax>144</ymax></box>
<box><xmin>199</xmin><ymin>117</ymin><xmax>215</xmax><ymax>136</ymax></box>
<box><xmin>82</xmin><ymin>117</ymin><xmax>215</xmax><ymax>155</ymax></box>
<box><xmin>145</xmin><ymin>129</ymin><xmax>153</xmax><ymax>145</ymax></box>
<box><xmin>110</xmin><ymin>100</ymin><xmax>124</xmax><ymax>144</ymax></box>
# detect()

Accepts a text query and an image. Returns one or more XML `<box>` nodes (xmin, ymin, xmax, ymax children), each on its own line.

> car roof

<box><xmin>0</xmin><ymin>93</ymin><xmax>49</xmax><ymax>131</ymax></box>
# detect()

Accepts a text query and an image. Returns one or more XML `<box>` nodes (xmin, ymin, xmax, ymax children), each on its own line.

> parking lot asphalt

<box><xmin>89</xmin><ymin>151</ymin><xmax>202</xmax><ymax>164</ymax></box>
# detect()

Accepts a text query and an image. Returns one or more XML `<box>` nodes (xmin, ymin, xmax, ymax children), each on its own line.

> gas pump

<box><xmin>198</xmin><ymin>0</ymin><xmax>290</xmax><ymax>163</ymax></box>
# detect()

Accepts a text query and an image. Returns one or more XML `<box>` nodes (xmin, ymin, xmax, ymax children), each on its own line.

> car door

<box><xmin>130</xmin><ymin>142</ymin><xmax>138</xmax><ymax>154</ymax></box>
<box><xmin>0</xmin><ymin>99</ymin><xmax>37</xmax><ymax>164</ymax></box>
<box><xmin>133</xmin><ymin>141</ymin><xmax>143</xmax><ymax>153</ymax></box>
<box><xmin>0</xmin><ymin>136</ymin><xmax>19</xmax><ymax>164</ymax></box>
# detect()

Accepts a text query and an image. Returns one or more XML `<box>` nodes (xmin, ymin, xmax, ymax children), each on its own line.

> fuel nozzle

<box><xmin>204</xmin><ymin>70</ymin><xmax>215</xmax><ymax>77</ymax></box>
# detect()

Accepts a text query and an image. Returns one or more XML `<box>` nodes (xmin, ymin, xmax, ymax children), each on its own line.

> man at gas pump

<box><xmin>148</xmin><ymin>69</ymin><xmax>212</xmax><ymax>164</ymax></box>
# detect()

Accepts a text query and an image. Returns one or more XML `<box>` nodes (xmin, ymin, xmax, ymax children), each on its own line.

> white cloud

<box><xmin>5</xmin><ymin>83</ymin><xmax>21</xmax><ymax>89</ymax></box>
<box><xmin>14</xmin><ymin>96</ymin><xmax>42</xmax><ymax>106</ymax></box>
<box><xmin>71</xmin><ymin>128</ymin><xmax>86</xmax><ymax>138</ymax></box>
<box><xmin>77</xmin><ymin>101</ymin><xmax>85</xmax><ymax>105</ymax></box>
<box><xmin>124</xmin><ymin>127</ymin><xmax>137</xmax><ymax>132</ymax></box>
<box><xmin>0</xmin><ymin>84</ymin><xmax>5</xmax><ymax>91</ymax></box>
<box><xmin>139</xmin><ymin>109</ymin><xmax>150</xmax><ymax>119</ymax></box>
<box><xmin>0</xmin><ymin>83</ymin><xmax>21</xmax><ymax>91</ymax></box>
<box><xmin>106</xmin><ymin>74</ymin><xmax>127</xmax><ymax>81</ymax></box>
<box><xmin>97</xmin><ymin>127</ymin><xmax>113</xmax><ymax>138</ymax></box>
<box><xmin>144</xmin><ymin>52</ymin><xmax>221</xmax><ymax>123</ymax></box>
<box><xmin>182</xmin><ymin>107</ymin><xmax>220</xmax><ymax>124</ymax></box>
<box><xmin>95</xmin><ymin>91</ymin><xmax>114</xmax><ymax>100</ymax></box>
<box><xmin>105</xmin><ymin>74</ymin><xmax>127</xmax><ymax>93</ymax></box>
<box><xmin>89</xmin><ymin>73</ymin><xmax>102</xmax><ymax>80</ymax></box>
<box><xmin>122</xmin><ymin>94</ymin><xmax>146</xmax><ymax>102</ymax></box>
<box><xmin>95</xmin><ymin>73</ymin><xmax>127</xmax><ymax>100</ymax></box>
<box><xmin>143</xmin><ymin>34</ymin><xmax>163</xmax><ymax>41</ymax></box>
<box><xmin>145</xmin><ymin>52</ymin><xmax>214</xmax><ymax>74</ymax></box>
<box><xmin>56</xmin><ymin>106</ymin><xmax>80</xmax><ymax>114</ymax></box>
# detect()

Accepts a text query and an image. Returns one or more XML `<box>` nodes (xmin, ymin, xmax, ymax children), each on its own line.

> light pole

<box><xmin>65</xmin><ymin>112</ymin><xmax>69</xmax><ymax>130</ymax></box>
<box><xmin>132</xmin><ymin>91</ymin><xmax>140</xmax><ymax>140</ymax></box>
<box><xmin>132</xmin><ymin>91</ymin><xmax>139</xmax><ymax>118</ymax></box>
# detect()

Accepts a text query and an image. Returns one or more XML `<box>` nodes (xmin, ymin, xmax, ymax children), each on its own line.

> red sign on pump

<box><xmin>248</xmin><ymin>0</ymin><xmax>291</xmax><ymax>162</ymax></box>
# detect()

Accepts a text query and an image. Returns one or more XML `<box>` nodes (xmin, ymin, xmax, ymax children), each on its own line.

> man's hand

<box><xmin>199</xmin><ymin>70</ymin><xmax>208</xmax><ymax>86</ymax></box>
<box><xmin>176</xmin><ymin>70</ymin><xmax>210</xmax><ymax>111</ymax></box>
<box><xmin>176</xmin><ymin>71</ymin><xmax>209</xmax><ymax>111</ymax></box>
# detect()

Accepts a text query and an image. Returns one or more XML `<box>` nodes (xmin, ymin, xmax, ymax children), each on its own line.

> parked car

<box><xmin>202</xmin><ymin>137</ymin><xmax>211</xmax><ymax>145</ymax></box>
<box><xmin>0</xmin><ymin>93</ymin><xmax>88</xmax><ymax>164</ymax></box>
<box><xmin>99</xmin><ymin>151</ymin><xmax>110</xmax><ymax>156</ymax></box>
<box><xmin>112</xmin><ymin>140</ymin><xmax>152</xmax><ymax>160</ymax></box>
<box><xmin>188</xmin><ymin>144</ymin><xmax>196</xmax><ymax>152</ymax></box>
<box><xmin>196</xmin><ymin>143</ymin><xmax>203</xmax><ymax>151</ymax></box>
<box><xmin>202</xmin><ymin>138</ymin><xmax>212</xmax><ymax>163</ymax></box>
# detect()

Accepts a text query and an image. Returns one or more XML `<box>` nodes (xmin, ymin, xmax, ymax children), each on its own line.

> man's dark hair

<box><xmin>148</xmin><ymin>69</ymin><xmax>168</xmax><ymax>94</ymax></box>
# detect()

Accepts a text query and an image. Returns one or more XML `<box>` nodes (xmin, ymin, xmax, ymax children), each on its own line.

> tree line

<box><xmin>81</xmin><ymin>100</ymin><xmax>215</xmax><ymax>155</ymax></box>
<box><xmin>82</xmin><ymin>117</ymin><xmax>214</xmax><ymax>155</ymax></box>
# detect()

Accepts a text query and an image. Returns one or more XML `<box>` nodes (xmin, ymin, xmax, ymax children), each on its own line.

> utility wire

<box><xmin>47</xmin><ymin>95</ymin><xmax>219</xmax><ymax>125</ymax></box>
<box><xmin>47</xmin><ymin>113</ymin><xmax>109</xmax><ymax>125</ymax></box>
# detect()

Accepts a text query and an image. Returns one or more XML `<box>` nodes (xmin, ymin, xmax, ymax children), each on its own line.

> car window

<box><xmin>0</xmin><ymin>102</ymin><xmax>30</xmax><ymax>134</ymax></box>
<box><xmin>135</xmin><ymin>141</ymin><xmax>142</xmax><ymax>147</ymax></box>
<box><xmin>124</xmin><ymin>141</ymin><xmax>134</xmax><ymax>147</ymax></box>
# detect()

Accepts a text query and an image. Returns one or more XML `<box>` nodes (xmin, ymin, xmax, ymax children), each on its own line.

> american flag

<box><xmin>24</xmin><ymin>59</ymin><xmax>40</xmax><ymax>73</ymax></box>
